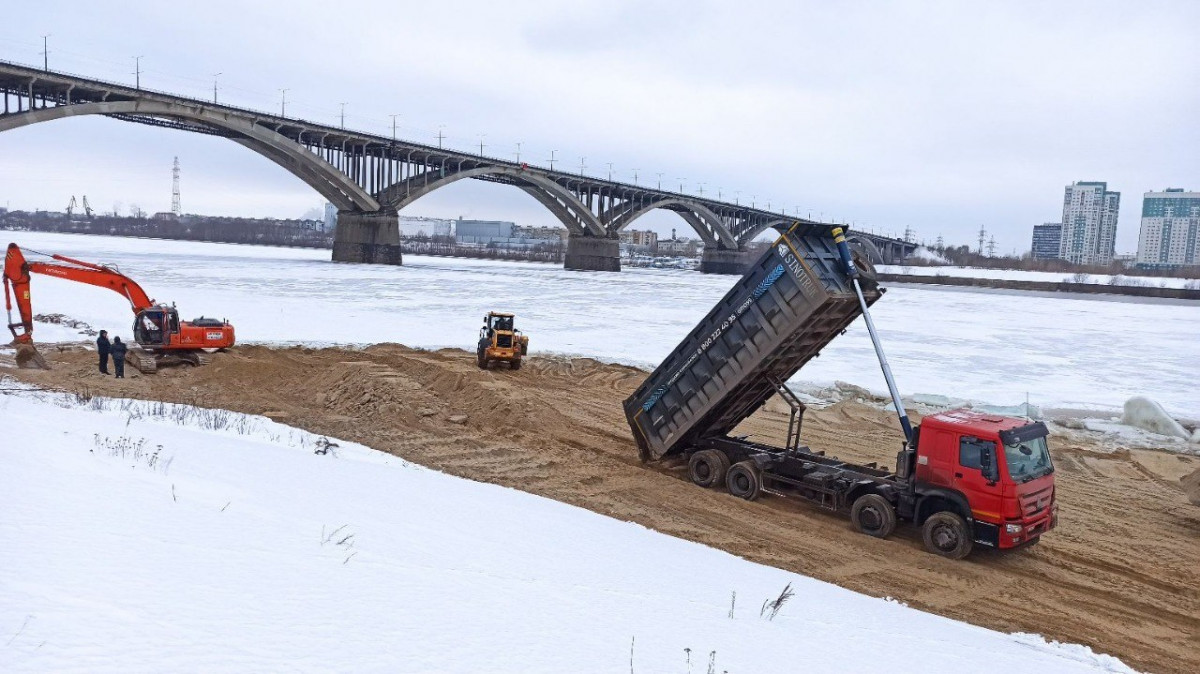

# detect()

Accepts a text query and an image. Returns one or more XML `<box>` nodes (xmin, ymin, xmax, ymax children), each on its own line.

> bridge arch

<box><xmin>605</xmin><ymin>198</ymin><xmax>739</xmax><ymax>249</ymax></box>
<box><xmin>845</xmin><ymin>234</ymin><xmax>885</xmax><ymax>265</ymax></box>
<box><xmin>734</xmin><ymin>217</ymin><xmax>793</xmax><ymax>245</ymax></box>
<box><xmin>376</xmin><ymin>165</ymin><xmax>607</xmax><ymax>237</ymax></box>
<box><xmin>0</xmin><ymin>100</ymin><xmax>380</xmax><ymax>212</ymax></box>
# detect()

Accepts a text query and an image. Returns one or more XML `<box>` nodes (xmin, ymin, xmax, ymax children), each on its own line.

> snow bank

<box><xmin>0</xmin><ymin>386</ymin><xmax>1137</xmax><ymax>673</ymax></box>
<box><xmin>1121</xmin><ymin>396</ymin><xmax>1190</xmax><ymax>440</ymax></box>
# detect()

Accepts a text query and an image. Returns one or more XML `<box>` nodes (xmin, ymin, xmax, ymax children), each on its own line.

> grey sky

<box><xmin>1</xmin><ymin>1</ymin><xmax>1195</xmax><ymax>253</ymax></box>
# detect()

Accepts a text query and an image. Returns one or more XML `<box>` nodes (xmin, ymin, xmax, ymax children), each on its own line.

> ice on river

<box><xmin>8</xmin><ymin>231</ymin><xmax>1198</xmax><ymax>418</ymax></box>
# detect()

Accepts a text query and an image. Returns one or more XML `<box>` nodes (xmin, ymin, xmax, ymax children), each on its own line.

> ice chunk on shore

<box><xmin>1121</xmin><ymin>396</ymin><xmax>1189</xmax><ymax>439</ymax></box>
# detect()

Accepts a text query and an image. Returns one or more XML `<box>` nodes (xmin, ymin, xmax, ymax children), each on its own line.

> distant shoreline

<box><xmin>877</xmin><ymin>273</ymin><xmax>1200</xmax><ymax>300</ymax></box>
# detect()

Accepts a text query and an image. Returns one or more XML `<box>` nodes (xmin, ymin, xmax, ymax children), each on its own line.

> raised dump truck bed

<box><xmin>624</xmin><ymin>222</ymin><xmax>880</xmax><ymax>462</ymax></box>
<box><xmin>623</xmin><ymin>223</ymin><xmax>1059</xmax><ymax>559</ymax></box>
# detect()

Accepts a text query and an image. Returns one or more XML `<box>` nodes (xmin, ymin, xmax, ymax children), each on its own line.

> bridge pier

<box><xmin>333</xmin><ymin>211</ymin><xmax>403</xmax><ymax>265</ymax></box>
<box><xmin>700</xmin><ymin>246</ymin><xmax>752</xmax><ymax>275</ymax></box>
<box><xmin>564</xmin><ymin>235</ymin><xmax>621</xmax><ymax>272</ymax></box>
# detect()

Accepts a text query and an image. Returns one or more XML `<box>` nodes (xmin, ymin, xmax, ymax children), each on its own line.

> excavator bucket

<box><xmin>14</xmin><ymin>343</ymin><xmax>50</xmax><ymax>370</ymax></box>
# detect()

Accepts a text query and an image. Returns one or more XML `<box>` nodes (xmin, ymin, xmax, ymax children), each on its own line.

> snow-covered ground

<box><xmin>879</xmin><ymin>263</ymin><xmax>1199</xmax><ymax>289</ymax></box>
<box><xmin>0</xmin><ymin>386</ymin><xmax>1136</xmax><ymax>673</ymax></box>
<box><xmin>6</xmin><ymin>231</ymin><xmax>1199</xmax><ymax>418</ymax></box>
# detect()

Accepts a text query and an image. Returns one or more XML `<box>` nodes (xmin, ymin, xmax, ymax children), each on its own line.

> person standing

<box><xmin>96</xmin><ymin>330</ymin><xmax>111</xmax><ymax>375</ymax></box>
<box><xmin>110</xmin><ymin>336</ymin><xmax>128</xmax><ymax>379</ymax></box>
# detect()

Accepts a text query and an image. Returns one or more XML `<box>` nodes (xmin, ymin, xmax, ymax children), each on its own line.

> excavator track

<box><xmin>128</xmin><ymin>348</ymin><xmax>158</xmax><ymax>374</ymax></box>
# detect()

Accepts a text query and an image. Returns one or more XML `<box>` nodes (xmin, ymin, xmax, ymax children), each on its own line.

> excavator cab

<box><xmin>477</xmin><ymin>311</ymin><xmax>529</xmax><ymax>370</ymax></box>
<box><xmin>134</xmin><ymin>306</ymin><xmax>179</xmax><ymax>347</ymax></box>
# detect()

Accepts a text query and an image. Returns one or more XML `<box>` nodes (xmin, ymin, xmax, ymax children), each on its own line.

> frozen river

<box><xmin>8</xmin><ymin>231</ymin><xmax>1199</xmax><ymax>418</ymax></box>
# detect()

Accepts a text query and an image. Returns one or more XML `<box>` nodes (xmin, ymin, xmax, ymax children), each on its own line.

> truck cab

<box><xmin>910</xmin><ymin>410</ymin><xmax>1057</xmax><ymax>554</ymax></box>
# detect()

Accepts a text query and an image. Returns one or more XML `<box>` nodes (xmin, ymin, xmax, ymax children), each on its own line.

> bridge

<box><xmin>0</xmin><ymin>59</ymin><xmax>915</xmax><ymax>272</ymax></box>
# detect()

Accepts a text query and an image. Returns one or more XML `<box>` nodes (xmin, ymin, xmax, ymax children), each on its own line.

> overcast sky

<box><xmin>1</xmin><ymin>1</ymin><xmax>1196</xmax><ymax>253</ymax></box>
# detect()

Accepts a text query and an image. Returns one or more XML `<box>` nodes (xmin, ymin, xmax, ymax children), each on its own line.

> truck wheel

<box><xmin>476</xmin><ymin>350</ymin><xmax>488</xmax><ymax>369</ymax></box>
<box><xmin>726</xmin><ymin>461</ymin><xmax>761</xmax><ymax>501</ymax></box>
<box><xmin>510</xmin><ymin>358</ymin><xmax>521</xmax><ymax>370</ymax></box>
<box><xmin>688</xmin><ymin>449</ymin><xmax>729</xmax><ymax>488</ymax></box>
<box><xmin>851</xmin><ymin>493</ymin><xmax>897</xmax><ymax>538</ymax></box>
<box><xmin>922</xmin><ymin>511</ymin><xmax>973</xmax><ymax>559</ymax></box>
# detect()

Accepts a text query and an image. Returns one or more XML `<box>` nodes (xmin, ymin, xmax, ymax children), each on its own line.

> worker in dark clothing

<box><xmin>96</xmin><ymin>330</ymin><xmax>111</xmax><ymax>375</ymax></box>
<box><xmin>110</xmin><ymin>336</ymin><xmax>128</xmax><ymax>379</ymax></box>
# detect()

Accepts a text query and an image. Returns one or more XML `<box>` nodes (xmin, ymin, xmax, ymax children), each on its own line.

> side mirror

<box><xmin>980</xmin><ymin>444</ymin><xmax>999</xmax><ymax>484</ymax></box>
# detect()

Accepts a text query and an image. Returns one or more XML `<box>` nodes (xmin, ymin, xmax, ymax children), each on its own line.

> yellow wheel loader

<box><xmin>477</xmin><ymin>312</ymin><xmax>529</xmax><ymax>370</ymax></box>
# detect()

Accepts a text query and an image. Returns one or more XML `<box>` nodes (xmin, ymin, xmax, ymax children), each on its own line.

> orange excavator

<box><xmin>3</xmin><ymin>243</ymin><xmax>235</xmax><ymax>373</ymax></box>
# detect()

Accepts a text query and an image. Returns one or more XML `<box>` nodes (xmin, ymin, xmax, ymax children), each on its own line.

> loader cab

<box><xmin>134</xmin><ymin>306</ymin><xmax>180</xmax><ymax>347</ymax></box>
<box><xmin>912</xmin><ymin>410</ymin><xmax>1057</xmax><ymax>550</ymax></box>
<box><xmin>482</xmin><ymin>312</ymin><xmax>516</xmax><ymax>341</ymax></box>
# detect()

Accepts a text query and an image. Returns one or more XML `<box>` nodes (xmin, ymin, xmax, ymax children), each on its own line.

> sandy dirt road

<box><xmin>9</xmin><ymin>344</ymin><xmax>1199</xmax><ymax>673</ymax></box>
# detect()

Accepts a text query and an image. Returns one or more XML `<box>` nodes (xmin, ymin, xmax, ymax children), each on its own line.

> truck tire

<box><xmin>726</xmin><ymin>461</ymin><xmax>761</xmax><ymax>501</ymax></box>
<box><xmin>688</xmin><ymin>449</ymin><xmax>729</xmax><ymax>488</ymax></box>
<box><xmin>851</xmin><ymin>493</ymin><xmax>897</xmax><ymax>538</ymax></box>
<box><xmin>510</xmin><ymin>358</ymin><xmax>522</xmax><ymax>370</ymax></box>
<box><xmin>476</xmin><ymin>349</ymin><xmax>488</xmax><ymax>370</ymax></box>
<box><xmin>922</xmin><ymin>511</ymin><xmax>973</xmax><ymax>559</ymax></box>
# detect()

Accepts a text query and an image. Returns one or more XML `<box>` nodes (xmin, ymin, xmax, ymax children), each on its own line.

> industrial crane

<box><xmin>3</xmin><ymin>243</ymin><xmax>235</xmax><ymax>372</ymax></box>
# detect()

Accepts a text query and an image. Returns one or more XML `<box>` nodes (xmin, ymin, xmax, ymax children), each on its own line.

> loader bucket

<box><xmin>14</xmin><ymin>343</ymin><xmax>50</xmax><ymax>370</ymax></box>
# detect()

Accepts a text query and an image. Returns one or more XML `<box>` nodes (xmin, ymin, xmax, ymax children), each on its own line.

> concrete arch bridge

<box><xmin>0</xmin><ymin>60</ymin><xmax>915</xmax><ymax>272</ymax></box>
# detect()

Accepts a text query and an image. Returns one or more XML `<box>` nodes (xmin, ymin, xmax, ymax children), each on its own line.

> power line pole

<box><xmin>132</xmin><ymin>56</ymin><xmax>143</xmax><ymax>89</ymax></box>
<box><xmin>211</xmin><ymin>72</ymin><xmax>221</xmax><ymax>103</ymax></box>
<box><xmin>478</xmin><ymin>133</ymin><xmax>486</xmax><ymax>156</ymax></box>
<box><xmin>339</xmin><ymin>102</ymin><xmax>346</xmax><ymax>129</ymax></box>
<box><xmin>40</xmin><ymin>34</ymin><xmax>50</xmax><ymax>71</ymax></box>
<box><xmin>436</xmin><ymin>125</ymin><xmax>445</xmax><ymax>149</ymax></box>
<box><xmin>389</xmin><ymin>114</ymin><xmax>400</xmax><ymax>140</ymax></box>
<box><xmin>656</xmin><ymin>172</ymin><xmax>664</xmax><ymax>189</ymax></box>
<box><xmin>987</xmin><ymin>235</ymin><xmax>997</xmax><ymax>257</ymax></box>
<box><xmin>514</xmin><ymin>142</ymin><xmax>522</xmax><ymax>163</ymax></box>
<box><xmin>578</xmin><ymin>157</ymin><xmax>587</xmax><ymax>176</ymax></box>
<box><xmin>279</xmin><ymin>88</ymin><xmax>289</xmax><ymax>117</ymax></box>
<box><xmin>171</xmin><ymin>157</ymin><xmax>182</xmax><ymax>217</ymax></box>
<box><xmin>548</xmin><ymin>149</ymin><xmax>557</xmax><ymax>170</ymax></box>
<box><xmin>606</xmin><ymin>162</ymin><xmax>614</xmax><ymax>181</ymax></box>
<box><xmin>631</xmin><ymin>169</ymin><xmax>639</xmax><ymax>185</ymax></box>
<box><xmin>977</xmin><ymin>225</ymin><xmax>986</xmax><ymax>255</ymax></box>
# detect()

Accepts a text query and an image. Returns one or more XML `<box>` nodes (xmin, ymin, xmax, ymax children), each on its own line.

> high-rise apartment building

<box><xmin>1136</xmin><ymin>188</ymin><xmax>1200</xmax><ymax>268</ymax></box>
<box><xmin>1059</xmin><ymin>181</ymin><xmax>1120</xmax><ymax>265</ymax></box>
<box><xmin>1031</xmin><ymin>223</ymin><xmax>1062</xmax><ymax>260</ymax></box>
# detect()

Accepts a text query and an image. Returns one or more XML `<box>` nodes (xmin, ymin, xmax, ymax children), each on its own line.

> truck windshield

<box><xmin>1004</xmin><ymin>435</ymin><xmax>1053</xmax><ymax>482</ymax></box>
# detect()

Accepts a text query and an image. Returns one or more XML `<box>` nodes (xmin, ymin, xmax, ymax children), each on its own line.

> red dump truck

<box><xmin>624</xmin><ymin>223</ymin><xmax>1056</xmax><ymax>558</ymax></box>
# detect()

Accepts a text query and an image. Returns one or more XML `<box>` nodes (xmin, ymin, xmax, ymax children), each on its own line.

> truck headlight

<box><xmin>1005</xmin><ymin>524</ymin><xmax>1023</xmax><ymax>535</ymax></box>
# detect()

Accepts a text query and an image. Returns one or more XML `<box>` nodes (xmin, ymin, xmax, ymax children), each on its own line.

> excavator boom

<box><xmin>4</xmin><ymin>243</ymin><xmax>155</xmax><ymax>342</ymax></box>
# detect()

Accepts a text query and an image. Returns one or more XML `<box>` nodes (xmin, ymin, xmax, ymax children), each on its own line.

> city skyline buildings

<box><xmin>1058</xmin><ymin>182</ymin><xmax>1121</xmax><ymax>265</ymax></box>
<box><xmin>1136</xmin><ymin>188</ymin><xmax>1200</xmax><ymax>268</ymax></box>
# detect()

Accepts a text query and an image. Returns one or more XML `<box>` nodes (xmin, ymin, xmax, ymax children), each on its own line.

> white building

<box><xmin>398</xmin><ymin>215</ymin><xmax>454</xmax><ymax>238</ymax></box>
<box><xmin>322</xmin><ymin>203</ymin><xmax>338</xmax><ymax>232</ymax></box>
<box><xmin>1059</xmin><ymin>181</ymin><xmax>1120</xmax><ymax>265</ymax></box>
<box><xmin>1136</xmin><ymin>188</ymin><xmax>1200</xmax><ymax>268</ymax></box>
